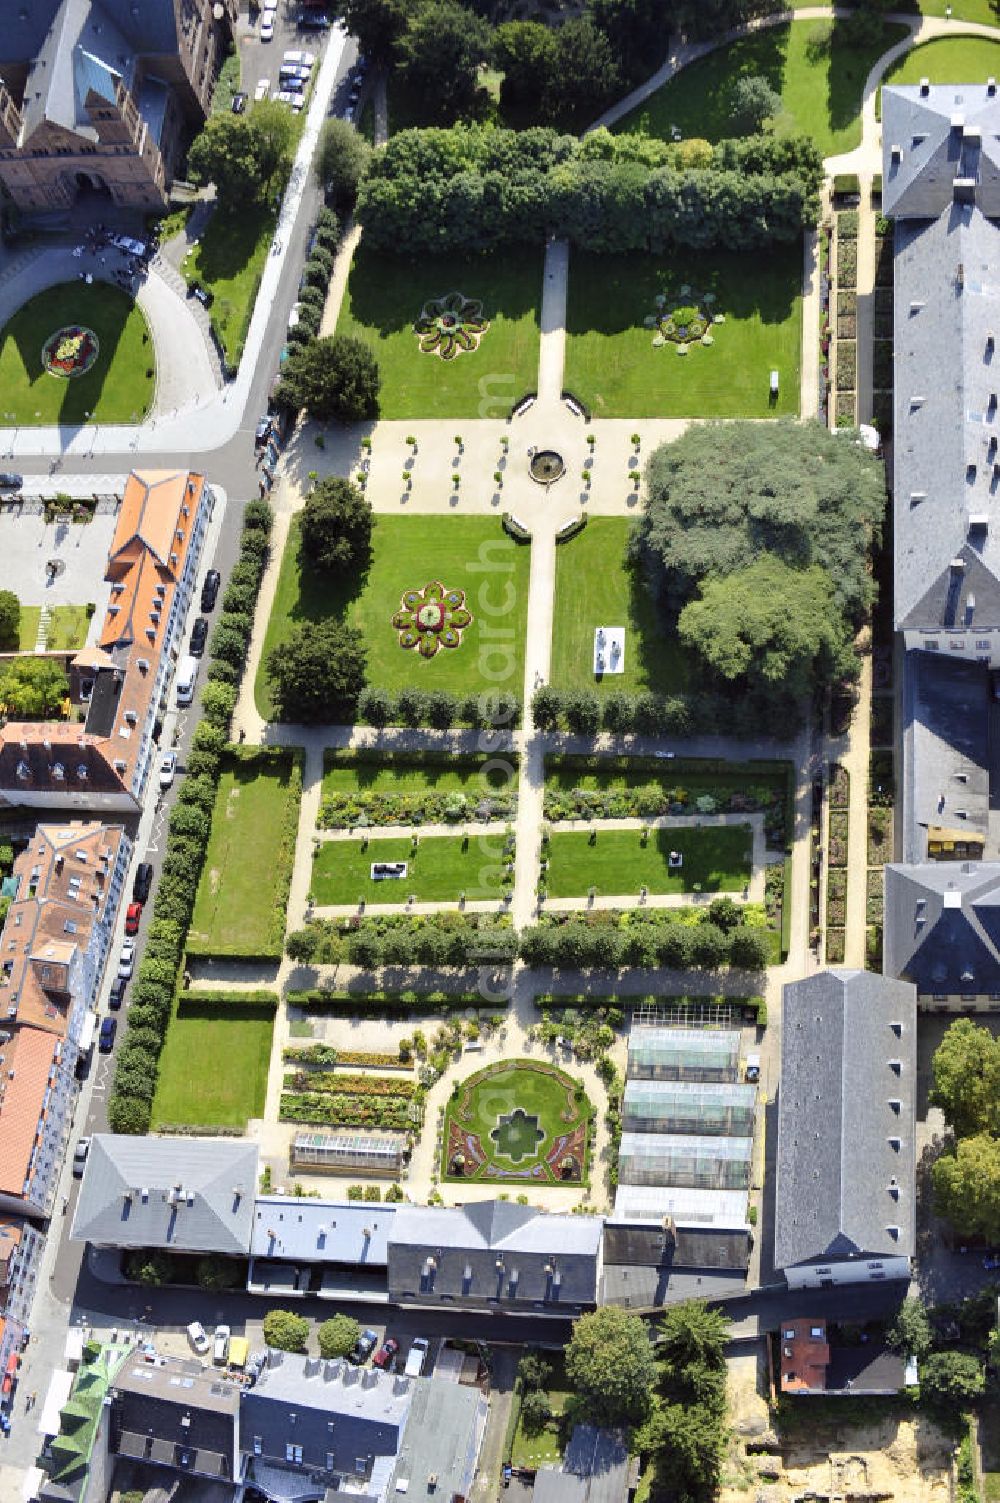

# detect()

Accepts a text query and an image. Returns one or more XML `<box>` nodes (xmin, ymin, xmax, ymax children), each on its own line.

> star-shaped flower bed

<box><xmin>393</xmin><ymin>580</ymin><xmax>473</xmax><ymax>659</ymax></box>
<box><xmin>414</xmin><ymin>292</ymin><xmax>489</xmax><ymax>361</ymax></box>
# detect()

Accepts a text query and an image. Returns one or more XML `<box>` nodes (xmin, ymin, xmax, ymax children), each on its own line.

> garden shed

<box><xmin>622</xmin><ymin>1080</ymin><xmax>756</xmax><ymax>1137</ymax></box>
<box><xmin>626</xmin><ymin>1026</ymin><xmax>741</xmax><ymax>1083</ymax></box>
<box><xmin>617</xmin><ymin>1132</ymin><xmax>752</xmax><ymax>1190</ymax></box>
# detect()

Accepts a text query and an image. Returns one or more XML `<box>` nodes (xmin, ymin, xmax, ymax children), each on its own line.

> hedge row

<box><xmin>520</xmin><ymin>911</ymin><xmax>772</xmax><ymax>971</ymax></box>
<box><xmin>285</xmin><ymin>989</ymin><xmax>495</xmax><ymax>1014</ymax></box>
<box><xmin>106</xmin><ymin>500</ymin><xmax>274</xmax><ymax>1135</ymax></box>
<box><xmin>532</xmin><ymin>684</ymin><xmax>801</xmax><ymax>739</ymax></box>
<box><xmin>357</xmin><ymin>686</ymin><xmax>521</xmax><ymax>730</ymax></box>
<box><xmin>286</xmin><ymin>913</ymin><xmax>517</xmax><ymax>968</ymax></box>
<box><xmin>282</xmin><ymin>208</ymin><xmax>339</xmax><ymax>354</ymax></box>
<box><xmin>177</xmin><ymin>990</ymin><xmax>279</xmax><ymax>1014</ymax></box>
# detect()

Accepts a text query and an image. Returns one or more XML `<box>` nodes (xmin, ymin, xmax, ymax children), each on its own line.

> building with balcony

<box><xmin>0</xmin><ymin>1218</ymin><xmax>43</xmax><ymax>1414</ymax></box>
<box><xmin>0</xmin><ymin>1024</ymin><xmax>71</xmax><ymax>1218</ymax></box>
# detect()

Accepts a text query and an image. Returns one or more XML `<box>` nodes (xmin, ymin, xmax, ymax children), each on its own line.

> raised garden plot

<box><xmin>543</xmin><ymin>826</ymin><xmax>752</xmax><ymax>899</ymax></box>
<box><xmin>550</xmin><ymin>518</ymin><xmax>687</xmax><ymax>696</ymax></box>
<box><xmin>187</xmin><ymin>749</ymin><xmax>302</xmax><ymax>961</ymax></box>
<box><xmin>310</xmin><ymin>833</ymin><xmax>514</xmax><ymax>906</ymax></box>
<box><xmin>319</xmin><ymin>751</ymin><xmax>517</xmax><ymax>829</ymax></box>
<box><xmin>443</xmin><ymin>1060</ymin><xmax>590</xmax><ymax>1185</ymax></box>
<box><xmin>256</xmin><ymin>515</ymin><xmax>531</xmax><ymax>718</ymax></box>
<box><xmin>617</xmin><ymin>19</ymin><xmax>909</xmax><ymax>157</ymax></box>
<box><xmin>0</xmin><ymin>280</ymin><xmax>153</xmax><ymax>424</ymax></box>
<box><xmin>564</xmin><ymin>247</ymin><xmax>801</xmax><ymax>419</ymax></box>
<box><xmin>336</xmin><ymin>247</ymin><xmax>541</xmax><ymax>419</ymax></box>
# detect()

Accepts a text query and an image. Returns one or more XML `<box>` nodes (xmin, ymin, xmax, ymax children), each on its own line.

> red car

<box><xmin>372</xmin><ymin>1338</ymin><xmax>399</xmax><ymax>1371</ymax></box>
<box><xmin>124</xmin><ymin>901</ymin><xmax>143</xmax><ymax>936</ymax></box>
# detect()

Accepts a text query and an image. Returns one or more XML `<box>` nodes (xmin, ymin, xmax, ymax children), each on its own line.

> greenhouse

<box><xmin>618</xmin><ymin>1131</ymin><xmax>753</xmax><ymax>1190</ymax></box>
<box><xmin>612</xmin><ymin>1184</ymin><xmax>750</xmax><ymax>1230</ymax></box>
<box><xmin>291</xmin><ymin>1130</ymin><xmax>407</xmax><ymax>1177</ymax></box>
<box><xmin>626</xmin><ymin>1026</ymin><xmax>741</xmax><ymax>1083</ymax></box>
<box><xmin>623</xmin><ymin>1080</ymin><xmax>756</xmax><ymax>1137</ymax></box>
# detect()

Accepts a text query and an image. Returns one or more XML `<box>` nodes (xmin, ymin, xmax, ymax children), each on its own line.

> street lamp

<box><xmin>3</xmin><ymin>411</ymin><xmax>16</xmax><ymax>458</ymax></box>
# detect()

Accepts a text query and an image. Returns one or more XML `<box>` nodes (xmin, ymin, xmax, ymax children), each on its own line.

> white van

<box><xmin>404</xmin><ymin>1337</ymin><xmax>429</xmax><ymax>1377</ymax></box>
<box><xmin>175</xmin><ymin>654</ymin><xmax>199</xmax><ymax>707</ymax></box>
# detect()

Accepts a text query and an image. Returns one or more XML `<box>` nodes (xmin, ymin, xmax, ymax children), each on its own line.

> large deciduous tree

<box><xmin>315</xmin><ymin>119</ymin><xmax>372</xmax><ymax>206</ymax></box>
<box><xmin>565</xmin><ymin>1306</ymin><xmax>656</xmax><ymax>1427</ymax></box>
<box><xmin>397</xmin><ymin>2</ymin><xmax>494</xmax><ymax>123</ymax></box>
<box><xmin>933</xmin><ymin>1134</ymin><xmax>1000</xmax><ymax>1243</ymax></box>
<box><xmin>542</xmin><ymin>20</ymin><xmax>621</xmax><ymax>130</ymax></box>
<box><xmin>277</xmin><ymin>335</ymin><xmax>381</xmax><ymax>422</ymax></box>
<box><xmin>266</xmin><ymin>621</ymin><xmax>368</xmax><ymax>722</ymax></box>
<box><xmin>331</xmin><ymin>0</ymin><xmax>409</xmax><ymax>60</ymax></box>
<box><xmin>262</xmin><ymin>1309</ymin><xmax>310</xmax><ymax>1352</ymax></box>
<box><xmin>588</xmin><ymin>0</ymin><xmax>666</xmax><ymax>83</ymax></box>
<box><xmin>929</xmin><ymin>1017</ymin><xmax>1000</xmax><ymax>1138</ymax></box>
<box><xmin>300</xmin><ymin>477</ymin><xmax>373</xmax><ymax>574</ymax></box>
<box><xmin>0</xmin><ymin>657</ymin><xmax>69</xmax><ymax>718</ymax></box>
<box><xmin>726</xmin><ymin>74</ymin><xmax>782</xmax><ymax>133</ymax></box>
<box><xmin>0</xmin><ymin>589</ymin><xmax>19</xmax><ymax>649</ymax></box>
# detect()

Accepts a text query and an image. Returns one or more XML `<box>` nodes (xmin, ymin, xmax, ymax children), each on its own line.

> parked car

<box><xmin>985</xmin><ymin>1254</ymin><xmax>1000</xmax><ymax>1271</ymax></box>
<box><xmin>201</xmin><ymin>570</ymin><xmax>221</xmax><ymax>612</ymax></box>
<box><xmin>297</xmin><ymin>10</ymin><xmax>330</xmax><ymax>28</ymax></box>
<box><xmin>255</xmin><ymin>78</ymin><xmax>271</xmax><ymax>101</ymax></box>
<box><xmin>133</xmin><ymin>862</ymin><xmax>153</xmax><ymax>903</ymax></box>
<box><xmin>190</xmin><ymin>282</ymin><xmax>213</xmax><ymax>307</ymax></box>
<box><xmin>187</xmin><ymin>1321</ymin><xmax>210</xmax><ymax>1356</ymax></box>
<box><xmin>72</xmin><ymin>1138</ymin><xmax>91</xmax><ymax>1177</ymax></box>
<box><xmin>213</xmin><ymin>1325</ymin><xmax>231</xmax><ymax>1364</ymax></box>
<box><xmin>118</xmin><ymin>940</ymin><xmax>136</xmax><ymax>979</ymax></box>
<box><xmin>287</xmin><ymin>303</ymin><xmax>301</xmax><ymax>330</ymax></box>
<box><xmin>231</xmin><ymin>91</ymin><xmax>248</xmax><ymax>114</ymax></box>
<box><xmin>190</xmin><ymin>616</ymin><xmax>209</xmax><ymax>657</ymax></box>
<box><xmin>158</xmin><ymin>750</ymin><xmax>178</xmax><ymax>789</ymax></box>
<box><xmin>108</xmin><ymin>976</ymin><xmax>127</xmax><ymax>1011</ymax></box>
<box><xmin>279</xmin><ymin>64</ymin><xmax>311</xmax><ymax>84</ymax></box>
<box><xmin>283</xmin><ymin>49</ymin><xmax>315</xmax><ymax>67</ymax></box>
<box><xmin>124</xmin><ymin>901</ymin><xmax>143</xmax><ymax>936</ymax></box>
<box><xmin>254</xmin><ymin>416</ymin><xmax>272</xmax><ymax>450</ymax></box>
<box><xmin>260</xmin><ymin>14</ymin><xmax>274</xmax><ymax>39</ymax></box>
<box><xmin>0</xmin><ymin>473</ymin><xmax>23</xmax><ymax>489</ymax></box>
<box><xmin>372</xmin><ymin>1338</ymin><xmax>399</xmax><ymax>1371</ymax></box>
<box><xmin>99</xmin><ymin>1016</ymin><xmax>117</xmax><ymax>1053</ymax></box>
<box><xmin>347</xmin><ymin>1329</ymin><xmax>378</xmax><ymax>1365</ymax></box>
<box><xmin>404</xmin><ymin>1338</ymin><xmax>429</xmax><ymax>1377</ymax></box>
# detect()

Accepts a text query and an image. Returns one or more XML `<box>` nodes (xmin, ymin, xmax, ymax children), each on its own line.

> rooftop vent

<box><xmin>990</xmin><ymin>77</ymin><xmax>997</xmax><ymax>95</ymax></box>
<box><xmin>891</xmin><ymin>143</ymin><xmax>902</xmax><ymax>163</ymax></box>
<box><xmin>920</xmin><ymin>77</ymin><xmax>930</xmax><ymax>95</ymax></box>
<box><xmin>887</xmin><ymin>1225</ymin><xmax>900</xmax><ymax>1240</ymax></box>
<box><xmin>888</xmin><ymin>1136</ymin><xmax>902</xmax><ymax>1151</ymax></box>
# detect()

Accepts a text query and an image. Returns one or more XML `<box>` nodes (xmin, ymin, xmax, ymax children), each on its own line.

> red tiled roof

<box><xmin>0</xmin><ymin>1027</ymin><xmax>60</xmax><ymax>1200</ymax></box>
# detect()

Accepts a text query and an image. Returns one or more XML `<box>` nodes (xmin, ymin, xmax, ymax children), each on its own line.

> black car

<box><xmin>231</xmin><ymin>91</ymin><xmax>248</xmax><ymax>114</ymax></box>
<box><xmin>108</xmin><ymin>976</ymin><xmax>127</xmax><ymax>1011</ymax></box>
<box><xmin>190</xmin><ymin>282</ymin><xmax>214</xmax><ymax>307</ymax></box>
<box><xmin>201</xmin><ymin>569</ymin><xmax>221</xmax><ymax>612</ymax></box>
<box><xmin>133</xmin><ymin>861</ymin><xmax>153</xmax><ymax>903</ymax></box>
<box><xmin>190</xmin><ymin>616</ymin><xmax>209</xmax><ymax>657</ymax></box>
<box><xmin>99</xmin><ymin>1016</ymin><xmax>117</xmax><ymax>1053</ymax></box>
<box><xmin>254</xmin><ymin>416</ymin><xmax>272</xmax><ymax>450</ymax></box>
<box><xmin>0</xmin><ymin>472</ymin><xmax>23</xmax><ymax>489</ymax></box>
<box><xmin>347</xmin><ymin>1329</ymin><xmax>378</xmax><ymax>1365</ymax></box>
<box><xmin>297</xmin><ymin>11</ymin><xmax>330</xmax><ymax>27</ymax></box>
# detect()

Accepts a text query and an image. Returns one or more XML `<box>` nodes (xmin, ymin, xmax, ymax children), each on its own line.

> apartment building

<box><xmin>0</xmin><ymin>0</ymin><xmax>236</xmax><ymax>214</ymax></box>
<box><xmin>0</xmin><ymin>1024</ymin><xmax>70</xmax><ymax>1218</ymax></box>
<box><xmin>0</xmin><ymin>1218</ymin><xmax>43</xmax><ymax>1413</ymax></box>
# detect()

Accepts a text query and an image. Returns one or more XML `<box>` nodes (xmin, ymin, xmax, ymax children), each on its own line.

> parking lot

<box><xmin>235</xmin><ymin>4</ymin><xmax>357</xmax><ymax>119</ymax></box>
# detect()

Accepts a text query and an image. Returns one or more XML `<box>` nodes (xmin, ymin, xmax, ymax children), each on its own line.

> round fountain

<box><xmin>529</xmin><ymin>449</ymin><xmax>565</xmax><ymax>485</ymax></box>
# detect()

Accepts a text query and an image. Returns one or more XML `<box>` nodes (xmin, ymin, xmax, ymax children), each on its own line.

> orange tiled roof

<box><xmin>0</xmin><ymin>1027</ymin><xmax>61</xmax><ymax>1200</ymax></box>
<box><xmin>780</xmin><ymin>1318</ymin><xmax>831</xmax><ymax>1394</ymax></box>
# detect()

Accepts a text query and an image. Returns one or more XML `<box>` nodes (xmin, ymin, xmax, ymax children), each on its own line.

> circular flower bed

<box><xmin>41</xmin><ymin>324</ymin><xmax>100</xmax><ymax>378</ymax></box>
<box><xmin>645</xmin><ymin>288</ymin><xmax>722</xmax><ymax>350</ymax></box>
<box><xmin>393</xmin><ymin>580</ymin><xmax>473</xmax><ymax>658</ymax></box>
<box><xmin>414</xmin><ymin>292</ymin><xmax>489</xmax><ymax>361</ymax></box>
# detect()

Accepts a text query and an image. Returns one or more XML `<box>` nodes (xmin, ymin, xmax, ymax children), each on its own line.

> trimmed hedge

<box><xmin>356</xmin><ymin>686</ymin><xmax>521</xmax><ymax>730</ymax></box>
<box><xmin>502</xmin><ymin>512</ymin><xmax>531</xmax><ymax>543</ymax></box>
<box><xmin>555</xmin><ymin>514</ymin><xmax>587</xmax><ymax>544</ymax></box>
<box><xmin>177</xmin><ymin>990</ymin><xmax>279</xmax><ymax>1014</ymax></box>
<box><xmin>285</xmin><ymin>988</ymin><xmax>493</xmax><ymax>1014</ymax></box>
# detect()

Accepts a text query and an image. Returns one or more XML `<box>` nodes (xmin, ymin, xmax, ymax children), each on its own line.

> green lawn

<box><xmin>310</xmin><ymin>833</ymin><xmax>512</xmax><ymax>904</ymax></box>
<box><xmin>187</xmin><ymin>752</ymin><xmax>301</xmax><ymax>960</ymax></box>
<box><xmin>563</xmin><ymin>246</ymin><xmax>801</xmax><ymax>419</ymax></box>
<box><xmin>16</xmin><ymin>605</ymin><xmax>89</xmax><ymax>650</ymax></box>
<box><xmin>0</xmin><ymin>281</ymin><xmax>154</xmax><ymax>425</ymax></box>
<box><xmin>510</xmin><ymin>1356</ymin><xmax>571</xmax><ymax>1469</ymax></box>
<box><xmin>544</xmin><ymin>826</ymin><xmax>753</xmax><ymax>898</ymax></box>
<box><xmin>152</xmin><ymin>1007</ymin><xmax>273</xmax><ymax>1129</ymax></box>
<box><xmin>443</xmin><ymin>1059</ymin><xmax>590</xmax><ymax>1185</ymax></box>
<box><xmin>184</xmin><ymin>203</ymin><xmax>274</xmax><ymax>367</ymax></box>
<box><xmin>550</xmin><ymin>518</ymin><xmax>686</xmax><ymax>695</ymax></box>
<box><xmin>792</xmin><ymin>0</ymin><xmax>998</xmax><ymax>14</ymax></box>
<box><xmin>878</xmin><ymin>36</ymin><xmax>1000</xmax><ymax>115</ymax></box>
<box><xmin>255</xmin><ymin>514</ymin><xmax>531</xmax><ymax>717</ymax></box>
<box><xmin>336</xmin><ymin>247</ymin><xmax>542</xmax><ymax>419</ymax></box>
<box><xmin>617</xmin><ymin>19</ymin><xmax>909</xmax><ymax>156</ymax></box>
<box><xmin>321</xmin><ymin>752</ymin><xmax>512</xmax><ymax>799</ymax></box>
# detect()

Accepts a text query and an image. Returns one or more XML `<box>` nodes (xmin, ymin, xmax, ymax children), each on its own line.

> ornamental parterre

<box><xmin>414</xmin><ymin>292</ymin><xmax>489</xmax><ymax>360</ymax></box>
<box><xmin>42</xmin><ymin>324</ymin><xmax>100</xmax><ymax>378</ymax></box>
<box><xmin>644</xmin><ymin>284</ymin><xmax>724</xmax><ymax>353</ymax></box>
<box><xmin>393</xmin><ymin>581</ymin><xmax>473</xmax><ymax>658</ymax></box>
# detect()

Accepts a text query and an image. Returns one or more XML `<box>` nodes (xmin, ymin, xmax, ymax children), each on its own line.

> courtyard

<box><xmin>442</xmin><ymin>1060</ymin><xmax>591</xmax><ymax>1186</ymax></box>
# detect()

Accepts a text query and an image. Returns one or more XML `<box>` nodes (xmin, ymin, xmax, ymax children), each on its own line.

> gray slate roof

<box><xmin>775</xmin><ymin>970</ymin><xmax>917</xmax><ymax>1272</ymax></box>
<box><xmin>884</xmin><ymin>861</ymin><xmax>1000</xmax><ymax>993</ymax></box>
<box><xmin>242</xmin><ymin>1350</ymin><xmax>410</xmax><ymax>1477</ymax></box>
<box><xmin>71</xmin><ymin>1135</ymin><xmax>257</xmax><ymax>1255</ymax></box>
<box><xmin>386</xmin><ymin>1201</ymin><xmax>602</xmax><ymax>1307</ymax></box>
<box><xmin>389</xmin><ymin>1375</ymin><xmax>486</xmax><ymax>1503</ymax></box>
<box><xmin>900</xmin><ymin>652</ymin><xmax>991</xmax><ymax>862</ymax></box>
<box><xmin>250</xmin><ymin>1197</ymin><xmax>394</xmax><ymax>1266</ymax></box>
<box><xmin>112</xmin><ymin>1354</ymin><xmax>239</xmax><ymax>1480</ymax></box>
<box><xmin>883</xmin><ymin>84</ymin><xmax>1000</xmax><ymax>220</ymax></box>
<box><xmin>535</xmin><ymin>1428</ymin><xmax>629</xmax><ymax>1503</ymax></box>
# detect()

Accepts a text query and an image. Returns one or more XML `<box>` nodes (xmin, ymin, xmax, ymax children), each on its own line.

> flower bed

<box><xmin>393</xmin><ymin>580</ymin><xmax>472</xmax><ymax>658</ymax></box>
<box><xmin>284</xmin><ymin>1070</ymin><xmax>415</xmax><ymax>1098</ymax></box>
<box><xmin>318</xmin><ymin>786</ymin><xmax>516</xmax><ymax>830</ymax></box>
<box><xmin>414</xmin><ymin>291</ymin><xmax>489</xmax><ymax>360</ymax></box>
<box><xmin>828</xmin><ymin>810</ymin><xmax>849</xmax><ymax>867</ymax></box>
<box><xmin>825</xmin><ymin>927</ymin><xmax>846</xmax><ymax>964</ymax></box>
<box><xmin>42</xmin><ymin>324</ymin><xmax>100</xmax><ymax>378</ymax></box>
<box><xmin>829</xmin><ymin>763</ymin><xmax>850</xmax><ymax>810</ymax></box>
<box><xmin>279</xmin><ymin>1092</ymin><xmax>416</xmax><ymax>1129</ymax></box>
<box><xmin>868</xmin><ymin>806</ymin><xmax>893</xmax><ymax>866</ymax></box>
<box><xmin>644</xmin><ymin>284</ymin><xmax>722</xmax><ymax>351</ymax></box>
<box><xmin>282</xmin><ymin>1046</ymin><xmax>412</xmax><ymax>1069</ymax></box>
<box><xmin>443</xmin><ymin>1058</ymin><xmax>590</xmax><ymax>1185</ymax></box>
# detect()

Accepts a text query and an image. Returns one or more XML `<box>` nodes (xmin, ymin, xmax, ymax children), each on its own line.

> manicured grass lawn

<box><xmin>510</xmin><ymin>1355</ymin><xmax>570</xmax><ymax>1469</ymax></box>
<box><xmin>16</xmin><ymin>604</ymin><xmax>89</xmax><ymax>650</ymax></box>
<box><xmin>16</xmin><ymin>608</ymin><xmax>39</xmax><ymax>650</ymax></box>
<box><xmin>544</xmin><ymin>826</ymin><xmax>753</xmax><ymax>897</ymax></box>
<box><xmin>336</xmin><ymin>247</ymin><xmax>542</xmax><ymax>419</ymax></box>
<box><xmin>443</xmin><ymin>1059</ymin><xmax>589</xmax><ymax>1185</ymax></box>
<box><xmin>187</xmin><ymin>753</ymin><xmax>301</xmax><ymax>959</ymax></box>
<box><xmin>550</xmin><ymin>518</ymin><xmax>687</xmax><ymax>695</ymax></box>
<box><xmin>152</xmin><ymin>1008</ymin><xmax>273</xmax><ymax>1129</ymax></box>
<box><xmin>563</xmin><ymin>246</ymin><xmax>801</xmax><ymax>419</ymax></box>
<box><xmin>878</xmin><ymin>36</ymin><xmax>1000</xmax><ymax>115</ymax></box>
<box><xmin>0</xmin><ymin>281</ymin><xmax>153</xmax><ymax>425</ymax></box>
<box><xmin>255</xmin><ymin>515</ymin><xmax>531</xmax><ymax>717</ymax></box>
<box><xmin>184</xmin><ymin>203</ymin><xmax>274</xmax><ymax>366</ymax></box>
<box><xmin>322</xmin><ymin>753</ymin><xmax>510</xmax><ymax>798</ymax></box>
<box><xmin>616</xmin><ymin>19</ymin><xmax>909</xmax><ymax>156</ymax></box>
<box><xmin>310</xmin><ymin>833</ymin><xmax>512</xmax><ymax>904</ymax></box>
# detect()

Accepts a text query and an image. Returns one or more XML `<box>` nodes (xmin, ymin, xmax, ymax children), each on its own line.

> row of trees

<box><xmin>286</xmin><ymin>913</ymin><xmax>518</xmax><ymax>969</ymax></box>
<box><xmin>532</xmin><ymin>684</ymin><xmax>804</xmax><ymax>740</ymax></box>
<box><xmin>106</xmin><ymin>502</ymin><xmax>274</xmax><ymax>1134</ymax></box>
<box><xmin>520</xmin><ymin>913</ymin><xmax>771</xmax><ymax>971</ymax></box>
<box><xmin>263</xmin><ymin>1308</ymin><xmax>360</xmax><ymax>1358</ymax></box>
<box><xmin>636</xmin><ymin>420</ymin><xmax>886</xmax><ymax>714</ymax></box>
<box><xmin>358</xmin><ymin>125</ymin><xmax>824</xmax><ymax>257</ymax></box>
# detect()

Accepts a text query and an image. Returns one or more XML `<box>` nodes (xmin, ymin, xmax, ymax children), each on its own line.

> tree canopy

<box><xmin>277</xmin><ymin>335</ymin><xmax>381</xmax><ymax>423</ymax></box>
<box><xmin>929</xmin><ymin>1018</ymin><xmax>1000</xmax><ymax>1139</ymax></box>
<box><xmin>300</xmin><ymin>477</ymin><xmax>373</xmax><ymax>574</ymax></box>
<box><xmin>330</xmin><ymin>0</ymin><xmax>409</xmax><ymax>60</ymax></box>
<box><xmin>0</xmin><ymin>589</ymin><xmax>19</xmax><ymax>649</ymax></box>
<box><xmin>187</xmin><ymin>103</ymin><xmax>296</xmax><ymax>206</ymax></box>
<box><xmin>933</xmin><ymin>1133</ymin><xmax>1000</xmax><ymax>1243</ymax></box>
<box><xmin>262</xmin><ymin>1308</ymin><xmax>310</xmax><ymax>1353</ymax></box>
<box><xmin>317</xmin><ymin>1314</ymin><xmax>361</xmax><ymax>1359</ymax></box>
<box><xmin>565</xmin><ymin>1306</ymin><xmax>656</xmax><ymax>1427</ymax></box>
<box><xmin>920</xmin><ymin>1349</ymin><xmax>986</xmax><ymax>1409</ymax></box>
<box><xmin>0</xmin><ymin>656</ymin><xmax>69</xmax><ymax>718</ymax></box>
<box><xmin>887</xmin><ymin>1297</ymin><xmax>932</xmax><ymax>1360</ymax></box>
<box><xmin>727</xmin><ymin>74</ymin><xmax>782</xmax><ymax>133</ymax></box>
<box><xmin>397</xmin><ymin>1</ymin><xmax>494</xmax><ymax>123</ymax></box>
<box><xmin>266</xmin><ymin>620</ymin><xmax>368</xmax><ymax>722</ymax></box>
<box><xmin>315</xmin><ymin>118</ymin><xmax>372</xmax><ymax>206</ymax></box>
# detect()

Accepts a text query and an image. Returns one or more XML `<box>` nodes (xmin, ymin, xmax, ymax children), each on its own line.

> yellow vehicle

<box><xmin>227</xmin><ymin>1336</ymin><xmax>249</xmax><ymax>1370</ymax></box>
